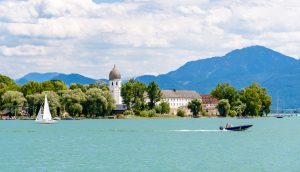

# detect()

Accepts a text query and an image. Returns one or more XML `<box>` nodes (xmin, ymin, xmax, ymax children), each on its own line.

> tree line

<box><xmin>0</xmin><ymin>74</ymin><xmax>115</xmax><ymax>118</ymax></box>
<box><xmin>0</xmin><ymin>73</ymin><xmax>272</xmax><ymax>118</ymax></box>
<box><xmin>211</xmin><ymin>83</ymin><xmax>272</xmax><ymax>117</ymax></box>
<box><xmin>0</xmin><ymin>74</ymin><xmax>169</xmax><ymax>118</ymax></box>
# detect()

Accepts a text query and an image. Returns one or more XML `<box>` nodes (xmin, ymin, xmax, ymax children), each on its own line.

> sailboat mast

<box><xmin>277</xmin><ymin>97</ymin><xmax>279</xmax><ymax>115</ymax></box>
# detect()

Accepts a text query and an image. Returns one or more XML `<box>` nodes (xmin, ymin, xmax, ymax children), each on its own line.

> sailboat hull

<box><xmin>35</xmin><ymin>119</ymin><xmax>57</xmax><ymax>124</ymax></box>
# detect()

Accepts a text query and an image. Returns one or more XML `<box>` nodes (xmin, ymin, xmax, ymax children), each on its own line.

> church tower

<box><xmin>109</xmin><ymin>65</ymin><xmax>122</xmax><ymax>105</ymax></box>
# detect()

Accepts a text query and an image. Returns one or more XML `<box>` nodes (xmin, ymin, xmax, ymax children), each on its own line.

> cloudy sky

<box><xmin>1</xmin><ymin>0</ymin><xmax>300</xmax><ymax>79</ymax></box>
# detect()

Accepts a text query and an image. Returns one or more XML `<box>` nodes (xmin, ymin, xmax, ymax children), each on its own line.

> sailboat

<box><xmin>35</xmin><ymin>95</ymin><xmax>56</xmax><ymax>124</ymax></box>
<box><xmin>275</xmin><ymin>97</ymin><xmax>284</xmax><ymax>118</ymax></box>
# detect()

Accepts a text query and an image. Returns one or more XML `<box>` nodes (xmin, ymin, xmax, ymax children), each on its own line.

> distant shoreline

<box><xmin>1</xmin><ymin>115</ymin><xmax>291</xmax><ymax>121</ymax></box>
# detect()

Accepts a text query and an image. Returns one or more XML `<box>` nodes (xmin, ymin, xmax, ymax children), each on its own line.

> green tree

<box><xmin>121</xmin><ymin>79</ymin><xmax>134</xmax><ymax>110</ymax></box>
<box><xmin>160</xmin><ymin>101</ymin><xmax>170</xmax><ymax>114</ymax></box>
<box><xmin>232</xmin><ymin>100</ymin><xmax>246</xmax><ymax>116</ymax></box>
<box><xmin>102</xmin><ymin>88</ymin><xmax>116</xmax><ymax>114</ymax></box>
<box><xmin>121</xmin><ymin>79</ymin><xmax>147</xmax><ymax>110</ymax></box>
<box><xmin>84</xmin><ymin>88</ymin><xmax>115</xmax><ymax>117</ymax></box>
<box><xmin>188</xmin><ymin>99</ymin><xmax>202</xmax><ymax>117</ymax></box>
<box><xmin>26</xmin><ymin>94</ymin><xmax>41</xmax><ymax>116</ymax></box>
<box><xmin>21</xmin><ymin>81</ymin><xmax>42</xmax><ymax>96</ymax></box>
<box><xmin>88</xmin><ymin>80</ymin><xmax>109</xmax><ymax>91</ymax></box>
<box><xmin>0</xmin><ymin>74</ymin><xmax>19</xmax><ymax>90</ymax></box>
<box><xmin>147</xmin><ymin>81</ymin><xmax>161</xmax><ymax>109</ymax></box>
<box><xmin>132</xmin><ymin>81</ymin><xmax>147</xmax><ymax>110</ymax></box>
<box><xmin>41</xmin><ymin>80</ymin><xmax>67</xmax><ymax>92</ymax></box>
<box><xmin>70</xmin><ymin>83</ymin><xmax>88</xmax><ymax>92</ymax></box>
<box><xmin>70</xmin><ymin>103</ymin><xmax>83</xmax><ymax>117</ymax></box>
<box><xmin>254</xmin><ymin>84</ymin><xmax>272</xmax><ymax>116</ymax></box>
<box><xmin>60</xmin><ymin>89</ymin><xmax>86</xmax><ymax>116</ymax></box>
<box><xmin>0</xmin><ymin>74</ymin><xmax>19</xmax><ymax>105</ymax></box>
<box><xmin>1</xmin><ymin>91</ymin><xmax>26</xmax><ymax>116</ymax></box>
<box><xmin>211</xmin><ymin>83</ymin><xmax>238</xmax><ymax>106</ymax></box>
<box><xmin>217</xmin><ymin>99</ymin><xmax>231</xmax><ymax>117</ymax></box>
<box><xmin>240</xmin><ymin>83</ymin><xmax>272</xmax><ymax>116</ymax></box>
<box><xmin>240</xmin><ymin>88</ymin><xmax>261</xmax><ymax>116</ymax></box>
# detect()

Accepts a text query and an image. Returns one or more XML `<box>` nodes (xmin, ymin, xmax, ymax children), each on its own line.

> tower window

<box><xmin>112</xmin><ymin>82</ymin><xmax>114</xmax><ymax>86</ymax></box>
<box><xmin>116</xmin><ymin>82</ymin><xmax>118</xmax><ymax>86</ymax></box>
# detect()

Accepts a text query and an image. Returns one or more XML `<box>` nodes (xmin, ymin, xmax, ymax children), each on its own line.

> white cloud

<box><xmin>177</xmin><ymin>5</ymin><xmax>205</xmax><ymax>15</ymax></box>
<box><xmin>0</xmin><ymin>45</ymin><xmax>48</xmax><ymax>56</ymax></box>
<box><xmin>0</xmin><ymin>0</ymin><xmax>300</xmax><ymax>79</ymax></box>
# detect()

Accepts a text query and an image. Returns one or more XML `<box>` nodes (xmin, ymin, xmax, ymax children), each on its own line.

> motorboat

<box><xmin>220</xmin><ymin>124</ymin><xmax>253</xmax><ymax>131</ymax></box>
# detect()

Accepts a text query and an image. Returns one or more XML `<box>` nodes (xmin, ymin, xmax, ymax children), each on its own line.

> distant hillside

<box><xmin>15</xmin><ymin>45</ymin><xmax>300</xmax><ymax>108</ymax></box>
<box><xmin>16</xmin><ymin>72</ymin><xmax>60</xmax><ymax>84</ymax></box>
<box><xmin>16</xmin><ymin>72</ymin><xmax>107</xmax><ymax>86</ymax></box>
<box><xmin>137</xmin><ymin>45</ymin><xmax>300</xmax><ymax>109</ymax></box>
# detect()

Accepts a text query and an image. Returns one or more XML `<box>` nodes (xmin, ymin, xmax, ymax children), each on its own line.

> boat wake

<box><xmin>169</xmin><ymin>129</ymin><xmax>223</xmax><ymax>132</ymax></box>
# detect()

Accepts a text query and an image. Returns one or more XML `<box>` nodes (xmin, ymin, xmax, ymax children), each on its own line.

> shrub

<box><xmin>229</xmin><ymin>110</ymin><xmax>237</xmax><ymax>117</ymax></box>
<box><xmin>133</xmin><ymin>109</ymin><xmax>141</xmax><ymax>115</ymax></box>
<box><xmin>148</xmin><ymin>109</ymin><xmax>156</xmax><ymax>117</ymax></box>
<box><xmin>124</xmin><ymin>110</ymin><xmax>134</xmax><ymax>116</ymax></box>
<box><xmin>139</xmin><ymin>110</ymin><xmax>157</xmax><ymax>117</ymax></box>
<box><xmin>116</xmin><ymin>114</ymin><xmax>125</xmax><ymax>119</ymax></box>
<box><xmin>177</xmin><ymin>108</ymin><xmax>185</xmax><ymax>117</ymax></box>
<box><xmin>154</xmin><ymin>105</ymin><xmax>162</xmax><ymax>114</ymax></box>
<box><xmin>160</xmin><ymin>101</ymin><xmax>170</xmax><ymax>114</ymax></box>
<box><xmin>140</xmin><ymin>110</ymin><xmax>149</xmax><ymax>117</ymax></box>
<box><xmin>201</xmin><ymin>110</ymin><xmax>208</xmax><ymax>116</ymax></box>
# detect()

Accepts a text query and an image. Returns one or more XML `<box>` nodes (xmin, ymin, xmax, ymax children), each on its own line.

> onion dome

<box><xmin>109</xmin><ymin>65</ymin><xmax>121</xmax><ymax>80</ymax></box>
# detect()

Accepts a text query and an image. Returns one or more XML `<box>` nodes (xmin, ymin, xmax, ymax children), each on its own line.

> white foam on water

<box><xmin>169</xmin><ymin>129</ymin><xmax>223</xmax><ymax>132</ymax></box>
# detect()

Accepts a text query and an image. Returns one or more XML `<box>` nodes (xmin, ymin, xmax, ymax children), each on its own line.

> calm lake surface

<box><xmin>0</xmin><ymin>117</ymin><xmax>299</xmax><ymax>171</ymax></box>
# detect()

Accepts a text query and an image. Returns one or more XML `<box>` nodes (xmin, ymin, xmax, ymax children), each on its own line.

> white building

<box><xmin>160</xmin><ymin>89</ymin><xmax>201</xmax><ymax>111</ymax></box>
<box><xmin>108</xmin><ymin>65</ymin><xmax>123</xmax><ymax>105</ymax></box>
<box><xmin>201</xmin><ymin>94</ymin><xmax>219</xmax><ymax>115</ymax></box>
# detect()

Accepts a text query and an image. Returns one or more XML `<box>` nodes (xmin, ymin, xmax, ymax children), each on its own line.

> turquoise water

<box><xmin>0</xmin><ymin>118</ymin><xmax>299</xmax><ymax>171</ymax></box>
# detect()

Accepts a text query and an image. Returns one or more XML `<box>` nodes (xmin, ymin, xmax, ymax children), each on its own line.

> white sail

<box><xmin>36</xmin><ymin>106</ymin><xmax>43</xmax><ymax>121</ymax></box>
<box><xmin>35</xmin><ymin>94</ymin><xmax>56</xmax><ymax>123</ymax></box>
<box><xmin>43</xmin><ymin>94</ymin><xmax>52</xmax><ymax>120</ymax></box>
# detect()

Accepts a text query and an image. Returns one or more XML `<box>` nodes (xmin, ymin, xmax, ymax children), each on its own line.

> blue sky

<box><xmin>0</xmin><ymin>0</ymin><xmax>300</xmax><ymax>79</ymax></box>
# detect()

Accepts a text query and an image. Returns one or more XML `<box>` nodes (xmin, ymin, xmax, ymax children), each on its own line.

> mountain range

<box><xmin>15</xmin><ymin>45</ymin><xmax>300</xmax><ymax>109</ymax></box>
<box><xmin>16</xmin><ymin>72</ymin><xmax>107</xmax><ymax>86</ymax></box>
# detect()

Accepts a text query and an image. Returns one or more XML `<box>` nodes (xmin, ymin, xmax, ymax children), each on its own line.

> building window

<box><xmin>112</xmin><ymin>82</ymin><xmax>114</xmax><ymax>86</ymax></box>
<box><xmin>116</xmin><ymin>82</ymin><xmax>118</xmax><ymax>86</ymax></box>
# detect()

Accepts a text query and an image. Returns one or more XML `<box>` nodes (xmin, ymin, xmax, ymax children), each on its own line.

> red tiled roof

<box><xmin>201</xmin><ymin>94</ymin><xmax>219</xmax><ymax>104</ymax></box>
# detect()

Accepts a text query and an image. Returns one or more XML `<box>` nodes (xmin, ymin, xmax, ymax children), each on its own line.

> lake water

<box><xmin>0</xmin><ymin>117</ymin><xmax>299</xmax><ymax>171</ymax></box>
